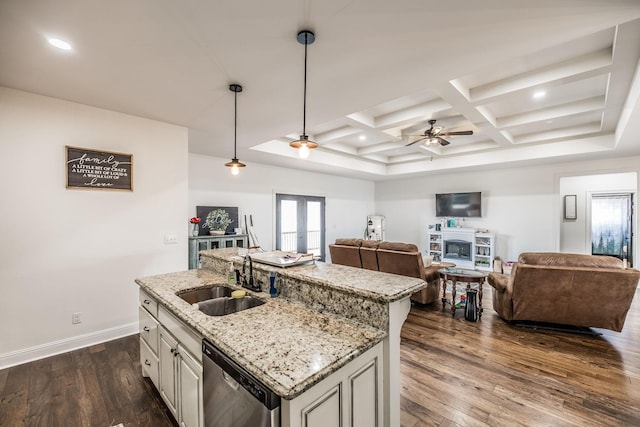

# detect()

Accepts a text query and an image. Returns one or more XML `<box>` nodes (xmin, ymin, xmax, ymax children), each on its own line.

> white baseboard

<box><xmin>0</xmin><ymin>322</ymin><xmax>139</xmax><ymax>370</ymax></box>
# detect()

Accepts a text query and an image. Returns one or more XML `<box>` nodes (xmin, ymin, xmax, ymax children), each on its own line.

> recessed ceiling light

<box><xmin>48</xmin><ymin>38</ymin><xmax>72</xmax><ymax>51</ymax></box>
<box><xmin>533</xmin><ymin>90</ymin><xmax>546</xmax><ymax>99</ymax></box>
<box><xmin>359</xmin><ymin>135</ymin><xmax>366</xmax><ymax>141</ymax></box>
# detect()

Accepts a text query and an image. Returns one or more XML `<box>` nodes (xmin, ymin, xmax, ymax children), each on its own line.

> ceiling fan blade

<box><xmin>437</xmin><ymin>137</ymin><xmax>451</xmax><ymax>146</ymax></box>
<box><xmin>405</xmin><ymin>137</ymin><xmax>427</xmax><ymax>146</ymax></box>
<box><xmin>441</xmin><ymin>130</ymin><xmax>473</xmax><ymax>136</ymax></box>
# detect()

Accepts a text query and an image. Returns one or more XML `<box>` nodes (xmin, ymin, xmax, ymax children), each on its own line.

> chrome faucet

<box><xmin>241</xmin><ymin>255</ymin><xmax>261</xmax><ymax>292</ymax></box>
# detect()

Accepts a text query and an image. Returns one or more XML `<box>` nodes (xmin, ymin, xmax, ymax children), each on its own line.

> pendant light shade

<box><xmin>225</xmin><ymin>83</ymin><xmax>246</xmax><ymax>174</ymax></box>
<box><xmin>290</xmin><ymin>30</ymin><xmax>317</xmax><ymax>158</ymax></box>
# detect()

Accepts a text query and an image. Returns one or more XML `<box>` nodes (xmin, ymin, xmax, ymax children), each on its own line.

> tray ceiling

<box><xmin>1</xmin><ymin>1</ymin><xmax>640</xmax><ymax>179</ymax></box>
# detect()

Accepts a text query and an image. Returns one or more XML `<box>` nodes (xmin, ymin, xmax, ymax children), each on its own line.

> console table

<box><xmin>188</xmin><ymin>234</ymin><xmax>248</xmax><ymax>269</ymax></box>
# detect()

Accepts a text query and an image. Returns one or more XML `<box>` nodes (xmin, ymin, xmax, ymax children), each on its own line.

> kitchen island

<box><xmin>136</xmin><ymin>248</ymin><xmax>426</xmax><ymax>427</ymax></box>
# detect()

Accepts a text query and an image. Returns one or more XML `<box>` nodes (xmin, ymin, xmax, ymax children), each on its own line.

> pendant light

<box><xmin>225</xmin><ymin>83</ymin><xmax>246</xmax><ymax>175</ymax></box>
<box><xmin>289</xmin><ymin>30</ymin><xmax>317</xmax><ymax>158</ymax></box>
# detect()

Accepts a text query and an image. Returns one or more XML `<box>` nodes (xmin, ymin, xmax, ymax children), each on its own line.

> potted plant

<box><xmin>205</xmin><ymin>209</ymin><xmax>232</xmax><ymax>235</ymax></box>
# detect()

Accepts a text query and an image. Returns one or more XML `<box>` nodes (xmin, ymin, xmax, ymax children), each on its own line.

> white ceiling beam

<box><xmin>373</xmin><ymin>99</ymin><xmax>451</xmax><ymax>129</ymax></box>
<box><xmin>345</xmin><ymin>112</ymin><xmax>375</xmax><ymax>128</ymax></box>
<box><xmin>469</xmin><ymin>48</ymin><xmax>613</xmax><ymax>102</ymax></box>
<box><xmin>385</xmin><ymin>135</ymin><xmax>615</xmax><ymax>176</ymax></box>
<box><xmin>358</xmin><ymin>141</ymin><xmax>403</xmax><ymax>155</ymax></box>
<box><xmin>498</xmin><ymin>96</ymin><xmax>605</xmax><ymax>128</ymax></box>
<box><xmin>315</xmin><ymin>126</ymin><xmax>360</xmax><ymax>143</ymax></box>
<box><xmin>515</xmin><ymin>123</ymin><xmax>602</xmax><ymax>144</ymax></box>
<box><xmin>320</xmin><ymin>141</ymin><xmax>359</xmax><ymax>155</ymax></box>
<box><xmin>387</xmin><ymin>153</ymin><xmax>430</xmax><ymax>164</ymax></box>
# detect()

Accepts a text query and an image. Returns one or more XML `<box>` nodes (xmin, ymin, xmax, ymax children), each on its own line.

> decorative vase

<box><xmin>209</xmin><ymin>230</ymin><xmax>225</xmax><ymax>236</ymax></box>
<box><xmin>465</xmin><ymin>289</ymin><xmax>478</xmax><ymax>322</ymax></box>
<box><xmin>191</xmin><ymin>224</ymin><xmax>199</xmax><ymax>237</ymax></box>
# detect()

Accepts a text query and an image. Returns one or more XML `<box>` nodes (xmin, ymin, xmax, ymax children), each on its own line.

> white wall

<box><xmin>375</xmin><ymin>158</ymin><xmax>640</xmax><ymax>264</ymax></box>
<box><xmin>189</xmin><ymin>153</ymin><xmax>375</xmax><ymax>258</ymax></box>
<box><xmin>0</xmin><ymin>88</ymin><xmax>188</xmax><ymax>368</ymax></box>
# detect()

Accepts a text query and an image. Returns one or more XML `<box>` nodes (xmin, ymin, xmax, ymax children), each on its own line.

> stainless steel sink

<box><xmin>196</xmin><ymin>296</ymin><xmax>265</xmax><ymax>316</ymax></box>
<box><xmin>176</xmin><ymin>285</ymin><xmax>265</xmax><ymax>316</ymax></box>
<box><xmin>177</xmin><ymin>285</ymin><xmax>234</xmax><ymax>304</ymax></box>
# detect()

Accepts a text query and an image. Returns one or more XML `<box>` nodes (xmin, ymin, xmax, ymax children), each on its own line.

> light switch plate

<box><xmin>163</xmin><ymin>234</ymin><xmax>178</xmax><ymax>244</ymax></box>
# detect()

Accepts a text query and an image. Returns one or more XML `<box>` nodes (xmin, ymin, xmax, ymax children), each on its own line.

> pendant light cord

<box><xmin>302</xmin><ymin>33</ymin><xmax>308</xmax><ymax>135</ymax></box>
<box><xmin>234</xmin><ymin>89</ymin><xmax>238</xmax><ymax>158</ymax></box>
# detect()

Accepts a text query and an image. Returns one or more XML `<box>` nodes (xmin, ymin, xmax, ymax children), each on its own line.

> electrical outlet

<box><xmin>72</xmin><ymin>312</ymin><xmax>81</xmax><ymax>324</ymax></box>
<box><xmin>163</xmin><ymin>234</ymin><xmax>178</xmax><ymax>244</ymax></box>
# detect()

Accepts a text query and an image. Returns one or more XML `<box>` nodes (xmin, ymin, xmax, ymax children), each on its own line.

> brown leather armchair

<box><xmin>488</xmin><ymin>252</ymin><xmax>640</xmax><ymax>332</ymax></box>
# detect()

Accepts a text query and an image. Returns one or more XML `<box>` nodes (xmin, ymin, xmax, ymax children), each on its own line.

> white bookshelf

<box><xmin>427</xmin><ymin>228</ymin><xmax>495</xmax><ymax>271</ymax></box>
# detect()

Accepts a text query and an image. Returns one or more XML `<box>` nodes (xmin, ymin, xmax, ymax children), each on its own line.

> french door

<box><xmin>276</xmin><ymin>194</ymin><xmax>325</xmax><ymax>260</ymax></box>
<box><xmin>591</xmin><ymin>193</ymin><xmax>633</xmax><ymax>266</ymax></box>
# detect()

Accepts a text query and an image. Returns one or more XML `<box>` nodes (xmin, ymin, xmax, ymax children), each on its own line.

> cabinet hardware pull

<box><xmin>170</xmin><ymin>348</ymin><xmax>175</xmax><ymax>354</ymax></box>
<box><xmin>143</xmin><ymin>299</ymin><xmax>151</xmax><ymax>304</ymax></box>
<box><xmin>143</xmin><ymin>326</ymin><xmax>150</xmax><ymax>332</ymax></box>
<box><xmin>144</xmin><ymin>360</ymin><xmax>151</xmax><ymax>366</ymax></box>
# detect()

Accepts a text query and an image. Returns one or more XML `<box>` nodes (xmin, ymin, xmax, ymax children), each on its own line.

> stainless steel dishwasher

<box><xmin>202</xmin><ymin>339</ymin><xmax>280</xmax><ymax>427</ymax></box>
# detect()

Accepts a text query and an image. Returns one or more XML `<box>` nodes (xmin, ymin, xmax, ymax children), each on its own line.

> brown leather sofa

<box><xmin>329</xmin><ymin>239</ymin><xmax>441</xmax><ymax>304</ymax></box>
<box><xmin>488</xmin><ymin>252</ymin><xmax>640</xmax><ymax>332</ymax></box>
<box><xmin>327</xmin><ymin>238</ymin><xmax>362</xmax><ymax>268</ymax></box>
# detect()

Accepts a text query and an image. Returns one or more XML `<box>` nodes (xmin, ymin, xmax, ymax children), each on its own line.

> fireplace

<box><xmin>444</xmin><ymin>239</ymin><xmax>472</xmax><ymax>261</ymax></box>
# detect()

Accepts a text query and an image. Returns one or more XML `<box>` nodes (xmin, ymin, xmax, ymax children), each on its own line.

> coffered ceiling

<box><xmin>2</xmin><ymin>1</ymin><xmax>640</xmax><ymax>180</ymax></box>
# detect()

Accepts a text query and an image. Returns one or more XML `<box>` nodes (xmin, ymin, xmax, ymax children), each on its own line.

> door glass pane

<box><xmin>281</xmin><ymin>199</ymin><xmax>298</xmax><ymax>252</ymax></box>
<box><xmin>307</xmin><ymin>201</ymin><xmax>322</xmax><ymax>257</ymax></box>
<box><xmin>591</xmin><ymin>195</ymin><xmax>630</xmax><ymax>259</ymax></box>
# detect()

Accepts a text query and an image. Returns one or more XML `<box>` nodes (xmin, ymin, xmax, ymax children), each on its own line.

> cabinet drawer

<box><xmin>158</xmin><ymin>306</ymin><xmax>202</xmax><ymax>363</ymax></box>
<box><xmin>139</xmin><ymin>289</ymin><xmax>158</xmax><ymax>318</ymax></box>
<box><xmin>140</xmin><ymin>338</ymin><xmax>159</xmax><ymax>388</ymax></box>
<box><xmin>139</xmin><ymin>306</ymin><xmax>159</xmax><ymax>354</ymax></box>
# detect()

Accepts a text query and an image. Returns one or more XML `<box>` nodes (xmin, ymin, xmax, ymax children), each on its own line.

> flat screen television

<box><xmin>435</xmin><ymin>192</ymin><xmax>482</xmax><ymax>218</ymax></box>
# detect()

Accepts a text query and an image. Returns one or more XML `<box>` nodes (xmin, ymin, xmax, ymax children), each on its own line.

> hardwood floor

<box><xmin>0</xmin><ymin>336</ymin><xmax>176</xmax><ymax>427</ymax></box>
<box><xmin>1</xmin><ymin>287</ymin><xmax>639</xmax><ymax>426</ymax></box>
<box><xmin>401</xmin><ymin>286</ymin><xmax>640</xmax><ymax>427</ymax></box>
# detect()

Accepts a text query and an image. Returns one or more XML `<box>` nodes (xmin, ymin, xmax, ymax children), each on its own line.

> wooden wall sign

<box><xmin>66</xmin><ymin>146</ymin><xmax>133</xmax><ymax>191</ymax></box>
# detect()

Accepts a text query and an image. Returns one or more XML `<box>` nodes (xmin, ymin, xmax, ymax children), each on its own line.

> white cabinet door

<box><xmin>178</xmin><ymin>345</ymin><xmax>203</xmax><ymax>427</ymax></box>
<box><xmin>159</xmin><ymin>326</ymin><xmax>179</xmax><ymax>417</ymax></box>
<box><xmin>349</xmin><ymin>359</ymin><xmax>378</xmax><ymax>427</ymax></box>
<box><xmin>301</xmin><ymin>385</ymin><xmax>341</xmax><ymax>427</ymax></box>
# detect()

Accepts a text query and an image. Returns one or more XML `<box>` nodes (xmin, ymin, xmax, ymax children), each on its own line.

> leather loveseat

<box><xmin>329</xmin><ymin>239</ymin><xmax>441</xmax><ymax>304</ymax></box>
<box><xmin>487</xmin><ymin>252</ymin><xmax>640</xmax><ymax>332</ymax></box>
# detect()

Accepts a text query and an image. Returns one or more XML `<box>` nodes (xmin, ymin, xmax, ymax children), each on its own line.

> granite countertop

<box><xmin>136</xmin><ymin>269</ymin><xmax>386</xmax><ymax>400</ymax></box>
<box><xmin>203</xmin><ymin>248</ymin><xmax>426</xmax><ymax>303</ymax></box>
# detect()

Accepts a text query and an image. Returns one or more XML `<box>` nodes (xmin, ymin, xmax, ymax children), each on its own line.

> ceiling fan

<box><xmin>404</xmin><ymin>119</ymin><xmax>473</xmax><ymax>147</ymax></box>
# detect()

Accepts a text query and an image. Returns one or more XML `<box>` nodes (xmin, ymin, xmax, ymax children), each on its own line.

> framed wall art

<box><xmin>196</xmin><ymin>206</ymin><xmax>239</xmax><ymax>235</ymax></box>
<box><xmin>66</xmin><ymin>146</ymin><xmax>133</xmax><ymax>191</ymax></box>
<box><xmin>564</xmin><ymin>194</ymin><xmax>577</xmax><ymax>220</ymax></box>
